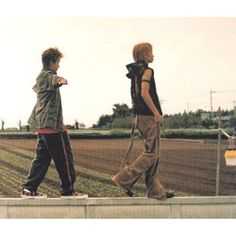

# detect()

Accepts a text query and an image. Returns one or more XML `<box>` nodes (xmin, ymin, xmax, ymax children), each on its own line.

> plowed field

<box><xmin>0</xmin><ymin>138</ymin><xmax>235</xmax><ymax>197</ymax></box>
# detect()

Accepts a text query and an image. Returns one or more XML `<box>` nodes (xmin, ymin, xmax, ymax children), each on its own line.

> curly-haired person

<box><xmin>21</xmin><ymin>48</ymin><xmax>88</xmax><ymax>199</ymax></box>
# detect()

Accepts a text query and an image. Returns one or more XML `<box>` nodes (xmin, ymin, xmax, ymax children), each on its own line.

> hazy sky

<box><xmin>0</xmin><ymin>16</ymin><xmax>236</xmax><ymax>128</ymax></box>
<box><xmin>0</xmin><ymin>17</ymin><xmax>236</xmax><ymax>128</ymax></box>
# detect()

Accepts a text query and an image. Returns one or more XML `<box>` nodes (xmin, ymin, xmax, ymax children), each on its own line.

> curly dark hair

<box><xmin>42</xmin><ymin>48</ymin><xmax>63</xmax><ymax>68</ymax></box>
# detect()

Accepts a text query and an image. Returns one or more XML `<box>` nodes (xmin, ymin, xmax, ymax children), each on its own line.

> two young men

<box><xmin>22</xmin><ymin>43</ymin><xmax>174</xmax><ymax>200</ymax></box>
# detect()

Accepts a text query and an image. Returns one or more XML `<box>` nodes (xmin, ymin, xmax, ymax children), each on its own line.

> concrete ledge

<box><xmin>1</xmin><ymin>196</ymin><xmax>236</xmax><ymax>218</ymax></box>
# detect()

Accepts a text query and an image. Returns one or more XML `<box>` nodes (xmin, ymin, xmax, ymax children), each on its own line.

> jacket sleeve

<box><xmin>46</xmin><ymin>73</ymin><xmax>61</xmax><ymax>90</ymax></box>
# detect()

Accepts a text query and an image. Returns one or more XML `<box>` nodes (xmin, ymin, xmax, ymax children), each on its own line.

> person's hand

<box><xmin>154</xmin><ymin>112</ymin><xmax>163</xmax><ymax>123</ymax></box>
<box><xmin>58</xmin><ymin>78</ymin><xmax>68</xmax><ymax>85</ymax></box>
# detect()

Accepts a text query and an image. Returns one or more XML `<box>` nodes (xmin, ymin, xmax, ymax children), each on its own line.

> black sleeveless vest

<box><xmin>126</xmin><ymin>61</ymin><xmax>163</xmax><ymax>116</ymax></box>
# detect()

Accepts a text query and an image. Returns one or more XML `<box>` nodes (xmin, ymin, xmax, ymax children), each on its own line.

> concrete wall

<box><xmin>1</xmin><ymin>196</ymin><xmax>236</xmax><ymax>218</ymax></box>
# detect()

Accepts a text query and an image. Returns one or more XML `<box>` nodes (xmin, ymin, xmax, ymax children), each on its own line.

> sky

<box><xmin>0</xmin><ymin>2</ymin><xmax>236</xmax><ymax>128</ymax></box>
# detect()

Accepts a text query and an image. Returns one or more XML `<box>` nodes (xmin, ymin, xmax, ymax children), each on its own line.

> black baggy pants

<box><xmin>22</xmin><ymin>132</ymin><xmax>76</xmax><ymax>195</ymax></box>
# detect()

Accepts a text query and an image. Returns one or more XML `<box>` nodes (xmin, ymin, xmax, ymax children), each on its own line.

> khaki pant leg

<box><xmin>114</xmin><ymin>152</ymin><xmax>157</xmax><ymax>190</ymax></box>
<box><xmin>113</xmin><ymin>115</ymin><xmax>165</xmax><ymax>197</ymax></box>
<box><xmin>144</xmin><ymin>119</ymin><xmax>165</xmax><ymax>198</ymax></box>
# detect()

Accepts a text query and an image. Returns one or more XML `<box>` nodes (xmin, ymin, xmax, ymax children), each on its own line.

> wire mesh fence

<box><xmin>0</xmin><ymin>135</ymin><xmax>236</xmax><ymax>198</ymax></box>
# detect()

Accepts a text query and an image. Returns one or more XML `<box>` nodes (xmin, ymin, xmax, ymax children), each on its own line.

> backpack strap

<box><xmin>120</xmin><ymin>115</ymin><xmax>137</xmax><ymax>169</ymax></box>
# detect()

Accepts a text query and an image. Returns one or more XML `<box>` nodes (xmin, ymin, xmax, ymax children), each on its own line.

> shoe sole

<box><xmin>60</xmin><ymin>194</ymin><xmax>88</xmax><ymax>199</ymax></box>
<box><xmin>21</xmin><ymin>194</ymin><xmax>47</xmax><ymax>199</ymax></box>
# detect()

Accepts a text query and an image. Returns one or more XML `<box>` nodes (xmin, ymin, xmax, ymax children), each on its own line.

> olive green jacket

<box><xmin>28</xmin><ymin>69</ymin><xmax>65</xmax><ymax>131</ymax></box>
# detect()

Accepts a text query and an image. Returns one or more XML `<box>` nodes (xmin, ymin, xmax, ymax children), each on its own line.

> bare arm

<box><xmin>141</xmin><ymin>69</ymin><xmax>162</xmax><ymax>123</ymax></box>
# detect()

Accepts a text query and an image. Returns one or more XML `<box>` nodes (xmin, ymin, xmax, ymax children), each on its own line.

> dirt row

<box><xmin>73</xmin><ymin>139</ymin><xmax>236</xmax><ymax>196</ymax></box>
<box><xmin>1</xmin><ymin>138</ymin><xmax>236</xmax><ymax>196</ymax></box>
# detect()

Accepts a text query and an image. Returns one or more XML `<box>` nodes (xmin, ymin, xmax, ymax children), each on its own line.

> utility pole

<box><xmin>216</xmin><ymin>107</ymin><xmax>221</xmax><ymax>196</ymax></box>
<box><xmin>210</xmin><ymin>90</ymin><xmax>216</xmax><ymax>119</ymax></box>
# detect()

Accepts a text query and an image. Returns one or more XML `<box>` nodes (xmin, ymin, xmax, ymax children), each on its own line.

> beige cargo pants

<box><xmin>113</xmin><ymin>115</ymin><xmax>166</xmax><ymax>199</ymax></box>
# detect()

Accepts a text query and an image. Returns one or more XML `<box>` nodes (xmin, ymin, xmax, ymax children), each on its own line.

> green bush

<box><xmin>0</xmin><ymin>128</ymin><xmax>232</xmax><ymax>140</ymax></box>
<box><xmin>161</xmin><ymin>128</ymin><xmax>230</xmax><ymax>139</ymax></box>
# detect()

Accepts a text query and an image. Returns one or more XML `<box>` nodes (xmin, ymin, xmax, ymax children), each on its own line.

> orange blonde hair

<box><xmin>133</xmin><ymin>42</ymin><xmax>152</xmax><ymax>62</ymax></box>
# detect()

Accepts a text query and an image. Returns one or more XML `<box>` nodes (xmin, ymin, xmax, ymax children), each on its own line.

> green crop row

<box><xmin>0</xmin><ymin>145</ymin><xmax>143</xmax><ymax>198</ymax></box>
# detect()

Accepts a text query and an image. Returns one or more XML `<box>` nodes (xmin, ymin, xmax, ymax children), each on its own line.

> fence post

<box><xmin>216</xmin><ymin>107</ymin><xmax>221</xmax><ymax>196</ymax></box>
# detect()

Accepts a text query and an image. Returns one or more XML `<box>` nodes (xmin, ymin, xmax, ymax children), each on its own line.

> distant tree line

<box><xmin>1</xmin><ymin>105</ymin><xmax>235</xmax><ymax>131</ymax></box>
<box><xmin>163</xmin><ymin>109</ymin><xmax>236</xmax><ymax>129</ymax></box>
<box><xmin>93</xmin><ymin>103</ymin><xmax>133</xmax><ymax>129</ymax></box>
<box><xmin>0</xmin><ymin>119</ymin><xmax>84</xmax><ymax>132</ymax></box>
<box><xmin>93</xmin><ymin>104</ymin><xmax>236</xmax><ymax>129</ymax></box>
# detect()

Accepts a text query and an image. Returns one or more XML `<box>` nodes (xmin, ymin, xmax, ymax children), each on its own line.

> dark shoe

<box><xmin>166</xmin><ymin>190</ymin><xmax>175</xmax><ymax>198</ymax></box>
<box><xmin>21</xmin><ymin>188</ymin><xmax>47</xmax><ymax>199</ymax></box>
<box><xmin>61</xmin><ymin>191</ymin><xmax>88</xmax><ymax>199</ymax></box>
<box><xmin>124</xmin><ymin>189</ymin><xmax>134</xmax><ymax>197</ymax></box>
<box><xmin>148</xmin><ymin>191</ymin><xmax>175</xmax><ymax>200</ymax></box>
<box><xmin>112</xmin><ymin>176</ymin><xmax>134</xmax><ymax>197</ymax></box>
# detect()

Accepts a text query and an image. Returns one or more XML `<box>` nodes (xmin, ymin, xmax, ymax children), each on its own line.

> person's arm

<box><xmin>141</xmin><ymin>68</ymin><xmax>162</xmax><ymax>123</ymax></box>
<box><xmin>50</xmin><ymin>75</ymin><xmax>68</xmax><ymax>87</ymax></box>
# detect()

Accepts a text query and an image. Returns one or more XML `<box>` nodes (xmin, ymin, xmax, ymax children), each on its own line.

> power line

<box><xmin>210</xmin><ymin>90</ymin><xmax>236</xmax><ymax>118</ymax></box>
<box><xmin>213</xmin><ymin>90</ymin><xmax>236</xmax><ymax>93</ymax></box>
<box><xmin>161</xmin><ymin>89</ymin><xmax>236</xmax><ymax>115</ymax></box>
<box><xmin>161</xmin><ymin>92</ymin><xmax>209</xmax><ymax>103</ymax></box>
